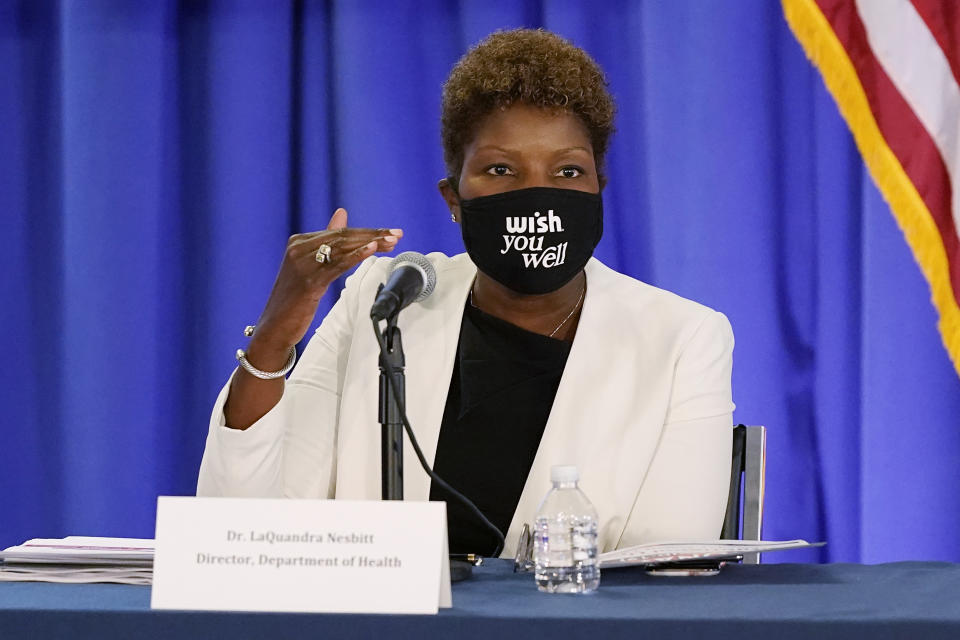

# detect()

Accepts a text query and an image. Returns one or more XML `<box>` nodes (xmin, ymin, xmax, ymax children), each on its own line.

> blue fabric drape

<box><xmin>3</xmin><ymin>0</ymin><xmax>960</xmax><ymax>563</ymax></box>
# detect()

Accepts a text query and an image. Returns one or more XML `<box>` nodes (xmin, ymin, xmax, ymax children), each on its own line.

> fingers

<box><xmin>374</xmin><ymin>232</ymin><xmax>401</xmax><ymax>252</ymax></box>
<box><xmin>320</xmin><ymin>240</ymin><xmax>378</xmax><ymax>277</ymax></box>
<box><xmin>286</xmin><ymin>208</ymin><xmax>404</xmax><ymax>282</ymax></box>
<box><xmin>324</xmin><ymin>208</ymin><xmax>402</xmax><ymax>251</ymax></box>
<box><xmin>319</xmin><ymin>230</ymin><xmax>400</xmax><ymax>256</ymax></box>
<box><xmin>292</xmin><ymin>226</ymin><xmax>403</xmax><ymax>256</ymax></box>
<box><xmin>327</xmin><ymin>207</ymin><xmax>348</xmax><ymax>231</ymax></box>
<box><xmin>346</xmin><ymin>240</ymin><xmax>379</xmax><ymax>260</ymax></box>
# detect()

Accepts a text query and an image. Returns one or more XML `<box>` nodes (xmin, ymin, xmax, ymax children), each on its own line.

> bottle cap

<box><xmin>551</xmin><ymin>465</ymin><xmax>579</xmax><ymax>483</ymax></box>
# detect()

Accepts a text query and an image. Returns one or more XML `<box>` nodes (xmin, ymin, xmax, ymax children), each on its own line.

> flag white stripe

<box><xmin>856</xmin><ymin>0</ymin><xmax>960</xmax><ymax>239</ymax></box>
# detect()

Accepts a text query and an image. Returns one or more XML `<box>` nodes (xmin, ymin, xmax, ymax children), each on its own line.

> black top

<box><xmin>428</xmin><ymin>300</ymin><xmax>572</xmax><ymax>555</ymax></box>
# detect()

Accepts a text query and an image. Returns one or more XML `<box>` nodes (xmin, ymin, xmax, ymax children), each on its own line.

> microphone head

<box><xmin>389</xmin><ymin>251</ymin><xmax>437</xmax><ymax>302</ymax></box>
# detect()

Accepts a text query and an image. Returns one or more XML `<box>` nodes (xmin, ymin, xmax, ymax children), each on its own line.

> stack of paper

<box><xmin>0</xmin><ymin>536</ymin><xmax>154</xmax><ymax>585</ymax></box>
<box><xmin>598</xmin><ymin>539</ymin><xmax>823</xmax><ymax>568</ymax></box>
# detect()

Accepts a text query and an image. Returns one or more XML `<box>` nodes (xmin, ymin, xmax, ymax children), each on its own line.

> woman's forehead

<box><xmin>466</xmin><ymin>104</ymin><xmax>593</xmax><ymax>156</ymax></box>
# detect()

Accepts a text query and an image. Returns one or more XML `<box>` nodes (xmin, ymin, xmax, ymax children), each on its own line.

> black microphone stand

<box><xmin>373</xmin><ymin>286</ymin><xmax>476</xmax><ymax>582</ymax></box>
<box><xmin>377</xmin><ymin>288</ymin><xmax>404</xmax><ymax>501</ymax></box>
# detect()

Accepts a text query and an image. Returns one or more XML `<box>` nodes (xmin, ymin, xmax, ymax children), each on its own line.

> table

<box><xmin>2</xmin><ymin>560</ymin><xmax>960</xmax><ymax>639</ymax></box>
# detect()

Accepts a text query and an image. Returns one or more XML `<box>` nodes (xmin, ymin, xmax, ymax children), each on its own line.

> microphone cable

<box><xmin>371</xmin><ymin>317</ymin><xmax>506</xmax><ymax>558</ymax></box>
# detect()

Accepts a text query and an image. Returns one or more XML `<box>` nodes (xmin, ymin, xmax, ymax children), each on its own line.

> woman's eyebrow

<box><xmin>553</xmin><ymin>146</ymin><xmax>591</xmax><ymax>155</ymax></box>
<box><xmin>473</xmin><ymin>145</ymin><xmax>516</xmax><ymax>154</ymax></box>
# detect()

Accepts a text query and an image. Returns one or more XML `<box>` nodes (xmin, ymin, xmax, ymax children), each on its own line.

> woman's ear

<box><xmin>438</xmin><ymin>177</ymin><xmax>461</xmax><ymax>223</ymax></box>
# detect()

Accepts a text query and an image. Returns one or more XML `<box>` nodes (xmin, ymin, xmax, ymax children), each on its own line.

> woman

<box><xmin>198</xmin><ymin>29</ymin><xmax>734</xmax><ymax>557</ymax></box>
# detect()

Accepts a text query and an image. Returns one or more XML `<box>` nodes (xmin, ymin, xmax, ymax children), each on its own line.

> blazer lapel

<box><xmin>399</xmin><ymin>255</ymin><xmax>476</xmax><ymax>501</ymax></box>
<box><xmin>501</xmin><ymin>259</ymin><xmax>658</xmax><ymax>556</ymax></box>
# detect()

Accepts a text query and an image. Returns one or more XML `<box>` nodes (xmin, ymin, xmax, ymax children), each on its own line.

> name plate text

<box><xmin>151</xmin><ymin>497</ymin><xmax>451</xmax><ymax>614</ymax></box>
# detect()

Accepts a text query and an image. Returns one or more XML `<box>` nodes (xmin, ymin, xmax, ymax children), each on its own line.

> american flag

<box><xmin>783</xmin><ymin>0</ymin><xmax>960</xmax><ymax>376</ymax></box>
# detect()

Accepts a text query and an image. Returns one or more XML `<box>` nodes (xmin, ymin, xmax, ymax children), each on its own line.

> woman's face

<box><xmin>441</xmin><ymin>103</ymin><xmax>600</xmax><ymax>216</ymax></box>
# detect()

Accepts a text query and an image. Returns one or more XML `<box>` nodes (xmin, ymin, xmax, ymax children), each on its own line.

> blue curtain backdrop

<box><xmin>3</xmin><ymin>0</ymin><xmax>960</xmax><ymax>563</ymax></box>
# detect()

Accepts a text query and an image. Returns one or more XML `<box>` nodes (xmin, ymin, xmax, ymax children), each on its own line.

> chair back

<box><xmin>720</xmin><ymin>424</ymin><xmax>766</xmax><ymax>563</ymax></box>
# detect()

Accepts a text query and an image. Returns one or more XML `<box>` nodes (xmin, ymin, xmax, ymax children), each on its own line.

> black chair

<box><xmin>721</xmin><ymin>424</ymin><xmax>766</xmax><ymax>563</ymax></box>
<box><xmin>516</xmin><ymin>423</ymin><xmax>768</xmax><ymax>570</ymax></box>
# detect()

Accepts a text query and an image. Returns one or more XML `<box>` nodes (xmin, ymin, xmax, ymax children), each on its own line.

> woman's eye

<box><xmin>486</xmin><ymin>164</ymin><xmax>514</xmax><ymax>176</ymax></box>
<box><xmin>557</xmin><ymin>166</ymin><xmax>584</xmax><ymax>178</ymax></box>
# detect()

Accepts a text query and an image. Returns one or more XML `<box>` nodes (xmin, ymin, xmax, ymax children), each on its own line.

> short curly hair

<box><xmin>441</xmin><ymin>29</ymin><xmax>616</xmax><ymax>186</ymax></box>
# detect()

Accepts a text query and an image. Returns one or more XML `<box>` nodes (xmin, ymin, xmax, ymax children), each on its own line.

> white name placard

<box><xmin>151</xmin><ymin>497</ymin><xmax>451</xmax><ymax>614</ymax></box>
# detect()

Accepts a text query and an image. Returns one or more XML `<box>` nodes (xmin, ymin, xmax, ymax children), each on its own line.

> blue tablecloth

<box><xmin>2</xmin><ymin>560</ymin><xmax>960</xmax><ymax>639</ymax></box>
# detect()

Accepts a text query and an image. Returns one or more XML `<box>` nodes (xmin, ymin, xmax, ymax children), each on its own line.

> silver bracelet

<box><xmin>236</xmin><ymin>346</ymin><xmax>296</xmax><ymax>379</ymax></box>
<box><xmin>236</xmin><ymin>324</ymin><xmax>297</xmax><ymax>379</ymax></box>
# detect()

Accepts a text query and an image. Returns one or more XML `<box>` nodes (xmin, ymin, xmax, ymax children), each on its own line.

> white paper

<box><xmin>151</xmin><ymin>496</ymin><xmax>450</xmax><ymax>615</ymax></box>
<box><xmin>0</xmin><ymin>565</ymin><xmax>152</xmax><ymax>585</ymax></box>
<box><xmin>0</xmin><ymin>536</ymin><xmax>156</xmax><ymax>584</ymax></box>
<box><xmin>598</xmin><ymin>539</ymin><xmax>823</xmax><ymax>568</ymax></box>
<box><xmin>0</xmin><ymin>537</ymin><xmax>153</xmax><ymax>565</ymax></box>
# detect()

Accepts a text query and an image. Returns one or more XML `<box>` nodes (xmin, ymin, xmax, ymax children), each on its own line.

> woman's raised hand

<box><xmin>224</xmin><ymin>208</ymin><xmax>401</xmax><ymax>430</ymax></box>
<box><xmin>250</xmin><ymin>208</ymin><xmax>402</xmax><ymax>356</ymax></box>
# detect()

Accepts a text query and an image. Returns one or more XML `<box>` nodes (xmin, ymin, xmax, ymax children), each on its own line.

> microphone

<box><xmin>370</xmin><ymin>252</ymin><xmax>437</xmax><ymax>321</ymax></box>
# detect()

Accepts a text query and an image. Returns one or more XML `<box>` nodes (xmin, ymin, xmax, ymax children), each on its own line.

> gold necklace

<box><xmin>469</xmin><ymin>281</ymin><xmax>586</xmax><ymax>338</ymax></box>
<box><xmin>548</xmin><ymin>283</ymin><xmax>586</xmax><ymax>338</ymax></box>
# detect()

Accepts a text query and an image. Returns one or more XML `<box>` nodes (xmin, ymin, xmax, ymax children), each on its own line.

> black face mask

<box><xmin>458</xmin><ymin>186</ymin><xmax>603</xmax><ymax>295</ymax></box>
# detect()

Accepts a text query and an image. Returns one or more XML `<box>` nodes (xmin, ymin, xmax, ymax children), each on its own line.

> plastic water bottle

<box><xmin>533</xmin><ymin>465</ymin><xmax>600</xmax><ymax>593</ymax></box>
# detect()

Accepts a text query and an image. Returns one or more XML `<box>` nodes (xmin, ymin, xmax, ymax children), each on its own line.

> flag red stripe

<box><xmin>815</xmin><ymin>0</ymin><xmax>960</xmax><ymax>299</ymax></box>
<box><xmin>910</xmin><ymin>0</ymin><xmax>960</xmax><ymax>92</ymax></box>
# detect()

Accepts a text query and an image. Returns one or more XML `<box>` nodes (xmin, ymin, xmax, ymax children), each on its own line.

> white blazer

<box><xmin>198</xmin><ymin>253</ymin><xmax>735</xmax><ymax>557</ymax></box>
